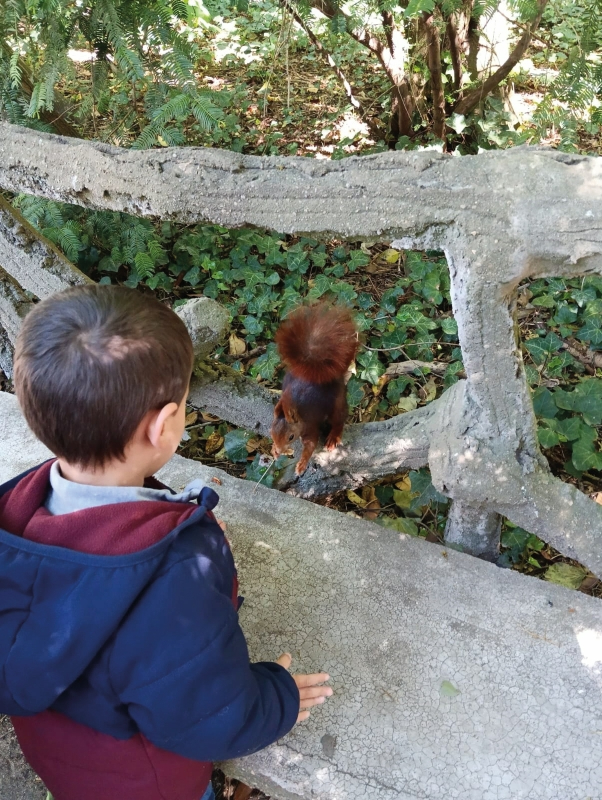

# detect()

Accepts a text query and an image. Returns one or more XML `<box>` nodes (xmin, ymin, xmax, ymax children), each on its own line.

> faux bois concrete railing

<box><xmin>0</xmin><ymin>123</ymin><xmax>601</xmax><ymax>579</ymax></box>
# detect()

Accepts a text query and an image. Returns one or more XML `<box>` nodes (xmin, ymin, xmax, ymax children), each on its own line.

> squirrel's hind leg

<box><xmin>325</xmin><ymin>387</ymin><xmax>348</xmax><ymax>450</ymax></box>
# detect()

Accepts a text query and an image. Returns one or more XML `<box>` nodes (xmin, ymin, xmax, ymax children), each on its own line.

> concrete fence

<box><xmin>0</xmin><ymin>122</ymin><xmax>601</xmax><ymax>578</ymax></box>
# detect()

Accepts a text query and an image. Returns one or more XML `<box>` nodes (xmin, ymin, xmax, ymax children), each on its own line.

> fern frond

<box><xmin>190</xmin><ymin>93</ymin><xmax>224</xmax><ymax>129</ymax></box>
<box><xmin>134</xmin><ymin>252</ymin><xmax>156</xmax><ymax>279</ymax></box>
<box><xmin>9</xmin><ymin>51</ymin><xmax>21</xmax><ymax>89</ymax></box>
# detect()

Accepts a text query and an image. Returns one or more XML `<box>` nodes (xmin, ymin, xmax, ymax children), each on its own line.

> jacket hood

<box><xmin>0</xmin><ymin>462</ymin><xmax>210</xmax><ymax>716</ymax></box>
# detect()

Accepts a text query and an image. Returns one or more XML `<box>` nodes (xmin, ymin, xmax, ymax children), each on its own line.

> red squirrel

<box><xmin>271</xmin><ymin>303</ymin><xmax>358</xmax><ymax>475</ymax></box>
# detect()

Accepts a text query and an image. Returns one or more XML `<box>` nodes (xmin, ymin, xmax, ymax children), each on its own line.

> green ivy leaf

<box><xmin>378</xmin><ymin>516</ymin><xmax>419</xmax><ymax>536</ymax></box>
<box><xmin>555</xmin><ymin>379</ymin><xmax>602</xmax><ymax>425</ymax></box>
<box><xmin>332</xmin><ymin>282</ymin><xmax>358</xmax><ymax>305</ymax></box>
<box><xmin>287</xmin><ymin>250</ymin><xmax>310</xmax><ymax>273</ymax></box>
<box><xmin>347</xmin><ymin>250</ymin><xmax>370</xmax><ymax>271</ymax></box>
<box><xmin>501</xmin><ymin>526</ymin><xmax>544</xmax><ymax>564</ymax></box>
<box><xmin>440</xmin><ymin>317</ymin><xmax>458</xmax><ymax>336</ymax></box>
<box><xmin>571</xmin><ymin>426</ymin><xmax>602</xmax><ymax>472</ymax></box>
<box><xmin>387</xmin><ymin>376</ymin><xmax>412</xmax><ymax>404</ymax></box>
<box><xmin>224</xmin><ymin>429</ymin><xmax>252</xmax><ymax>463</ymax></box>
<box><xmin>265</xmin><ymin>271</ymin><xmax>281</xmax><ymax>285</ymax></box>
<box><xmin>409</xmin><ymin>468</ymin><xmax>448</xmax><ymax>512</ymax></box>
<box><xmin>310</xmin><ymin>250</ymin><xmax>327</xmax><ymax>267</ymax></box>
<box><xmin>242</xmin><ymin>315</ymin><xmax>263</xmax><ymax>336</ymax></box>
<box><xmin>357</xmin><ymin>351</ymin><xmax>384</xmax><ymax>385</ymax></box>
<box><xmin>538</xmin><ymin>426</ymin><xmax>560</xmax><ymax>448</ymax></box>
<box><xmin>524</xmin><ymin>332</ymin><xmax>563</xmax><ymax>365</ymax></box>
<box><xmin>555</xmin><ymin>416</ymin><xmax>583</xmax><ymax>441</ymax></box>
<box><xmin>553</xmin><ymin>304</ymin><xmax>578</xmax><ymax>324</ymax></box>
<box><xmin>572</xmin><ymin>288</ymin><xmax>597</xmax><ymax>307</ymax></box>
<box><xmin>444</xmin><ymin>360</ymin><xmax>464</xmax><ymax>388</ymax></box>
<box><xmin>418</xmin><ymin>270</ymin><xmax>444</xmax><ymax>306</ymax></box>
<box><xmin>380</xmin><ymin>286</ymin><xmax>405</xmax><ymax>313</ymax></box>
<box><xmin>346</xmin><ymin>377</ymin><xmax>365</xmax><ymax>408</ymax></box>
<box><xmin>184</xmin><ymin>265</ymin><xmax>201</xmax><ymax>285</ymax></box>
<box><xmin>250</xmin><ymin>343</ymin><xmax>280</xmax><ymax>380</ymax></box>
<box><xmin>380</xmin><ymin>327</ymin><xmax>407</xmax><ymax>351</ymax></box>
<box><xmin>396</xmin><ymin>307</ymin><xmax>438</xmax><ymax>336</ymax></box>
<box><xmin>532</xmin><ymin>387</ymin><xmax>558</xmax><ymax>419</ymax></box>
<box><xmin>577</xmin><ymin>317</ymin><xmax>602</xmax><ymax>345</ymax></box>
<box><xmin>531</xmin><ymin>294</ymin><xmax>556</xmax><ymax>308</ymax></box>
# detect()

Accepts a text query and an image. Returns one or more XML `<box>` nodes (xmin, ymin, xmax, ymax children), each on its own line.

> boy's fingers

<box><xmin>297</xmin><ymin>710</ymin><xmax>311</xmax><ymax>723</ymax></box>
<box><xmin>298</xmin><ymin>686</ymin><xmax>333</xmax><ymax>701</ymax></box>
<box><xmin>299</xmin><ymin>695</ymin><xmax>329</xmax><ymax>709</ymax></box>
<box><xmin>276</xmin><ymin>653</ymin><xmax>292</xmax><ymax>670</ymax></box>
<box><xmin>293</xmin><ymin>671</ymin><xmax>330</xmax><ymax>688</ymax></box>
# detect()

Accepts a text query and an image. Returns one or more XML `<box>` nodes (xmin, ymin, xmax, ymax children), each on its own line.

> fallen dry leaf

<box><xmin>395</xmin><ymin>475</ymin><xmax>411</xmax><ymax>491</ymax></box>
<box><xmin>419</xmin><ymin>376</ymin><xmax>437</xmax><ymax>404</ymax></box>
<box><xmin>185</xmin><ymin>411</ymin><xmax>198</xmax><ymax>427</ymax></box>
<box><xmin>346</xmin><ymin>489</ymin><xmax>368</xmax><ymax>508</ymax></box>
<box><xmin>205</xmin><ymin>432</ymin><xmax>224</xmax><ymax>455</ymax></box>
<box><xmin>229</xmin><ymin>332</ymin><xmax>247</xmax><ymax>357</ymax></box>
<box><xmin>382</xmin><ymin>248</ymin><xmax>400</xmax><ymax>264</ymax></box>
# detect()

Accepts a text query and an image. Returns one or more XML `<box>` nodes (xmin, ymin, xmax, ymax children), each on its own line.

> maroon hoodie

<box><xmin>5</xmin><ymin>461</ymin><xmax>214</xmax><ymax>800</ymax></box>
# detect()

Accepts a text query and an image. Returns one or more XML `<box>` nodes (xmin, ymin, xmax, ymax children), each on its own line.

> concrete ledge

<box><xmin>0</xmin><ymin>391</ymin><xmax>601</xmax><ymax>799</ymax></box>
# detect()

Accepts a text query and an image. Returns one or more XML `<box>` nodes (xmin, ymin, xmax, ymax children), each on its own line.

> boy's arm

<box><xmin>110</xmin><ymin>557</ymin><xmax>301</xmax><ymax>761</ymax></box>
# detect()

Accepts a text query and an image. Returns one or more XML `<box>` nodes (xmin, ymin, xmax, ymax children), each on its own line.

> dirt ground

<box><xmin>0</xmin><ymin>717</ymin><xmax>46</xmax><ymax>800</ymax></box>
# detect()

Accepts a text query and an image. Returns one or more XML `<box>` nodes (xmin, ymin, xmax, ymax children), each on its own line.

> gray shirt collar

<box><xmin>45</xmin><ymin>460</ymin><xmax>205</xmax><ymax>516</ymax></box>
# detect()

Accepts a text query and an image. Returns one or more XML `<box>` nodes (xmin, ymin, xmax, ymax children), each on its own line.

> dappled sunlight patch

<box><xmin>575</xmin><ymin>628</ymin><xmax>602</xmax><ymax>672</ymax></box>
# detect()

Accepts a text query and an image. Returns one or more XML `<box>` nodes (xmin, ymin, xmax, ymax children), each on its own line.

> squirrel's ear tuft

<box><xmin>285</xmin><ymin>406</ymin><xmax>299</xmax><ymax>424</ymax></box>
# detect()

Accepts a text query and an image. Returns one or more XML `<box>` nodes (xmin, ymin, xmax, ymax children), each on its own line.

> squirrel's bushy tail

<box><xmin>275</xmin><ymin>303</ymin><xmax>358</xmax><ymax>384</ymax></box>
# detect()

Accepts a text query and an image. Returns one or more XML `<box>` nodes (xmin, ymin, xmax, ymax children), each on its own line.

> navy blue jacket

<box><xmin>0</xmin><ymin>463</ymin><xmax>299</xmax><ymax>765</ymax></box>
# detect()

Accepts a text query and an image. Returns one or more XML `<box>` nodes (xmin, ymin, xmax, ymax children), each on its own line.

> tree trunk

<box><xmin>390</xmin><ymin>82</ymin><xmax>414</xmax><ymax>142</ymax></box>
<box><xmin>422</xmin><ymin>13</ymin><xmax>446</xmax><ymax>141</ymax></box>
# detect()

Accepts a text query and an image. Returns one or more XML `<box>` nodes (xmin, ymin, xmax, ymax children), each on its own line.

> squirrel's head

<box><xmin>271</xmin><ymin>402</ymin><xmax>302</xmax><ymax>457</ymax></box>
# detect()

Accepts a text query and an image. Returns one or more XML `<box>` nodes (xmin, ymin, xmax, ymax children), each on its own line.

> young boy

<box><xmin>0</xmin><ymin>285</ymin><xmax>332</xmax><ymax>800</ymax></box>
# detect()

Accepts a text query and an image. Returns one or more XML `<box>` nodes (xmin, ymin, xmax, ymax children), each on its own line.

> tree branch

<box><xmin>452</xmin><ymin>0</ymin><xmax>549</xmax><ymax>117</ymax></box>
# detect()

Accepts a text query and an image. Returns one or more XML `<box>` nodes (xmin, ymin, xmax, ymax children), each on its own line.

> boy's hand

<box><xmin>276</xmin><ymin>653</ymin><xmax>332</xmax><ymax>723</ymax></box>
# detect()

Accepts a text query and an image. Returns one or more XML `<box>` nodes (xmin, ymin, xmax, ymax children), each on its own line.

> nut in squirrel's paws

<box><xmin>325</xmin><ymin>433</ymin><xmax>342</xmax><ymax>451</ymax></box>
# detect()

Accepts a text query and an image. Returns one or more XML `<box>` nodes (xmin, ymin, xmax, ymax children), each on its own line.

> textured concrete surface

<box><xmin>0</xmin><ymin>390</ymin><xmax>601</xmax><ymax>800</ymax></box>
<box><xmin>174</xmin><ymin>296</ymin><xmax>230</xmax><ymax>361</ymax></box>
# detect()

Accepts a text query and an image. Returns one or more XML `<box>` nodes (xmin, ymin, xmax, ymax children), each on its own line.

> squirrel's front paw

<box><xmin>295</xmin><ymin>458</ymin><xmax>309</xmax><ymax>476</ymax></box>
<box><xmin>325</xmin><ymin>433</ymin><xmax>342</xmax><ymax>450</ymax></box>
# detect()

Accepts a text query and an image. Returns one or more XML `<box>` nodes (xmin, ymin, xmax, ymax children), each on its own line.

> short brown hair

<box><xmin>14</xmin><ymin>285</ymin><xmax>193</xmax><ymax>468</ymax></box>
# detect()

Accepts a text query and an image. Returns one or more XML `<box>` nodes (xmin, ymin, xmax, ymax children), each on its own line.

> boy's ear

<box><xmin>147</xmin><ymin>402</ymin><xmax>179</xmax><ymax>448</ymax></box>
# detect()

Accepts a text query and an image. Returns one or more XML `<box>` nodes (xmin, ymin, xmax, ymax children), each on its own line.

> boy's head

<box><xmin>14</xmin><ymin>285</ymin><xmax>194</xmax><ymax>472</ymax></box>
